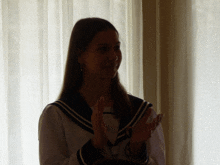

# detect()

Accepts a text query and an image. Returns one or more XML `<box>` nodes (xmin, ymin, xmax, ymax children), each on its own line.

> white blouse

<box><xmin>39</xmin><ymin>94</ymin><xmax>165</xmax><ymax>165</ymax></box>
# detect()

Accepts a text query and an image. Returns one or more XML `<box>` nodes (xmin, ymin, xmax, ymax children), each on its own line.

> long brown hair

<box><xmin>58</xmin><ymin>18</ymin><xmax>134</xmax><ymax>118</ymax></box>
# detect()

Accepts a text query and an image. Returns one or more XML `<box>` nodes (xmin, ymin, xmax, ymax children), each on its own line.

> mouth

<box><xmin>105</xmin><ymin>63</ymin><xmax>118</xmax><ymax>68</ymax></box>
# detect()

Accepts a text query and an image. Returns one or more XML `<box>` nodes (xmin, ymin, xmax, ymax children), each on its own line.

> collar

<box><xmin>50</xmin><ymin>92</ymin><xmax>152</xmax><ymax>145</ymax></box>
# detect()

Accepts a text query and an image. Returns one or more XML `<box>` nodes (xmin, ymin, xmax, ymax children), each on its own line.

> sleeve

<box><xmin>77</xmin><ymin>139</ymin><xmax>105</xmax><ymax>165</ymax></box>
<box><xmin>38</xmin><ymin>105</ymin><xmax>104</xmax><ymax>165</ymax></box>
<box><xmin>124</xmin><ymin>141</ymin><xmax>149</xmax><ymax>164</ymax></box>
<box><xmin>147</xmin><ymin>108</ymin><xmax>166</xmax><ymax>165</ymax></box>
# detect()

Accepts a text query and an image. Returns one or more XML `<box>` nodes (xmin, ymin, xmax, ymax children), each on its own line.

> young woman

<box><xmin>38</xmin><ymin>18</ymin><xmax>165</xmax><ymax>165</ymax></box>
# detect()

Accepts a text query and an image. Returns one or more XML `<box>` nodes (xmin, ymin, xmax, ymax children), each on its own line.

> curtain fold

<box><xmin>0</xmin><ymin>0</ymin><xmax>9</xmax><ymax>163</ymax></box>
<box><xmin>0</xmin><ymin>0</ymin><xmax>143</xmax><ymax>164</ymax></box>
<box><xmin>143</xmin><ymin>0</ymin><xmax>220</xmax><ymax>164</ymax></box>
<box><xmin>143</xmin><ymin>0</ymin><xmax>194</xmax><ymax>164</ymax></box>
<box><xmin>158</xmin><ymin>0</ymin><xmax>194</xmax><ymax>164</ymax></box>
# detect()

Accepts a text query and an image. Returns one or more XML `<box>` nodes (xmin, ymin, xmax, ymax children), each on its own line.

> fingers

<box><xmin>150</xmin><ymin>114</ymin><xmax>163</xmax><ymax>131</ymax></box>
<box><xmin>98</xmin><ymin>96</ymin><xmax>105</xmax><ymax>114</ymax></box>
<box><xmin>93</xmin><ymin>96</ymin><xmax>105</xmax><ymax>114</ymax></box>
<box><xmin>92</xmin><ymin>96</ymin><xmax>106</xmax><ymax>130</ymax></box>
<box><xmin>135</xmin><ymin>107</ymin><xmax>153</xmax><ymax>129</ymax></box>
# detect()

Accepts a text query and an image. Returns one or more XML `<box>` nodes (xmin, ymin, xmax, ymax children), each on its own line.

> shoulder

<box><xmin>128</xmin><ymin>94</ymin><xmax>152</xmax><ymax>105</ymax></box>
<box><xmin>39</xmin><ymin>103</ymin><xmax>64</xmax><ymax>127</ymax></box>
<box><xmin>127</xmin><ymin>94</ymin><xmax>159</xmax><ymax>119</ymax></box>
<box><xmin>41</xmin><ymin>103</ymin><xmax>61</xmax><ymax>116</ymax></box>
<box><xmin>128</xmin><ymin>94</ymin><xmax>153</xmax><ymax>110</ymax></box>
<box><xmin>128</xmin><ymin>93</ymin><xmax>144</xmax><ymax>103</ymax></box>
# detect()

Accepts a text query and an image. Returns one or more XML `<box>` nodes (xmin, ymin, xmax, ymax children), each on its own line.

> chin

<box><xmin>101</xmin><ymin>71</ymin><xmax>117</xmax><ymax>79</ymax></box>
<box><xmin>112</xmin><ymin>71</ymin><xmax>118</xmax><ymax>78</ymax></box>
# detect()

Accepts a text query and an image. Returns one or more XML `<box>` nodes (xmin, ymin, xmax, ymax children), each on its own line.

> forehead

<box><xmin>90</xmin><ymin>29</ymin><xmax>119</xmax><ymax>46</ymax></box>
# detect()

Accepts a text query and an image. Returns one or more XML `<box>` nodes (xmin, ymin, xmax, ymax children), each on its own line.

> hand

<box><xmin>91</xmin><ymin>96</ymin><xmax>108</xmax><ymax>149</ymax></box>
<box><xmin>130</xmin><ymin>108</ymin><xmax>163</xmax><ymax>144</ymax></box>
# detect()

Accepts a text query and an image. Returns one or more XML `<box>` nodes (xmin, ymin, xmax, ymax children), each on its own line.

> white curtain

<box><xmin>192</xmin><ymin>0</ymin><xmax>220</xmax><ymax>164</ymax></box>
<box><xmin>154</xmin><ymin>0</ymin><xmax>220</xmax><ymax>164</ymax></box>
<box><xmin>0</xmin><ymin>0</ymin><xmax>143</xmax><ymax>164</ymax></box>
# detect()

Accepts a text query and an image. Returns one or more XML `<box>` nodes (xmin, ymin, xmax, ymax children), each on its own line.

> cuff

<box><xmin>125</xmin><ymin>141</ymin><xmax>149</xmax><ymax>164</ymax></box>
<box><xmin>77</xmin><ymin>139</ymin><xmax>105</xmax><ymax>165</ymax></box>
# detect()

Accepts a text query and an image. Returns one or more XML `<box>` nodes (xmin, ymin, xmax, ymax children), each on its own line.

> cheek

<box><xmin>117</xmin><ymin>53</ymin><xmax>122</xmax><ymax>66</ymax></box>
<box><xmin>86</xmin><ymin>56</ymin><xmax>104</xmax><ymax>70</ymax></box>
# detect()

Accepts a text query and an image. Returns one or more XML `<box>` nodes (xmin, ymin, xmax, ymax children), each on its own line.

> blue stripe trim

<box><xmin>114</xmin><ymin>101</ymin><xmax>152</xmax><ymax>146</ymax></box>
<box><xmin>129</xmin><ymin>102</ymin><xmax>152</xmax><ymax>127</ymax></box>
<box><xmin>117</xmin><ymin>101</ymin><xmax>151</xmax><ymax>137</ymax></box>
<box><xmin>56</xmin><ymin>100</ymin><xmax>92</xmax><ymax>127</ymax></box>
<box><xmin>50</xmin><ymin>101</ymin><xmax>94</xmax><ymax>134</ymax></box>
<box><xmin>77</xmin><ymin>149</ymin><xmax>87</xmax><ymax>165</ymax></box>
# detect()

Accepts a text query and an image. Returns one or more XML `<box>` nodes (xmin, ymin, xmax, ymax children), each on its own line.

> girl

<box><xmin>39</xmin><ymin>18</ymin><xmax>165</xmax><ymax>165</ymax></box>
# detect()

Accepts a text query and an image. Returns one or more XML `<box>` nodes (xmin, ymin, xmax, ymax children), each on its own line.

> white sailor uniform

<box><xmin>38</xmin><ymin>92</ymin><xmax>165</xmax><ymax>165</ymax></box>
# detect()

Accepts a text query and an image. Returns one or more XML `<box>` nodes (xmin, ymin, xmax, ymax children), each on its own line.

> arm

<box><xmin>38</xmin><ymin>105</ymin><xmax>105</xmax><ymax>165</ymax></box>
<box><xmin>125</xmin><ymin>141</ymin><xmax>149</xmax><ymax>164</ymax></box>
<box><xmin>125</xmin><ymin>107</ymin><xmax>165</xmax><ymax>164</ymax></box>
<box><xmin>147</xmin><ymin>109</ymin><xmax>166</xmax><ymax>165</ymax></box>
<box><xmin>39</xmin><ymin>105</ymin><xmax>73</xmax><ymax>165</ymax></box>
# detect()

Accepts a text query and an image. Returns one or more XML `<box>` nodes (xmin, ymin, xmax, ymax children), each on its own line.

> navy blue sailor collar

<box><xmin>50</xmin><ymin>91</ymin><xmax>152</xmax><ymax>145</ymax></box>
<box><xmin>114</xmin><ymin>94</ymin><xmax>152</xmax><ymax>146</ymax></box>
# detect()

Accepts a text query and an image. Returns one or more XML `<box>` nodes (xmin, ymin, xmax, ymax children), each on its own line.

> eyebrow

<box><xmin>97</xmin><ymin>42</ymin><xmax>120</xmax><ymax>46</ymax></box>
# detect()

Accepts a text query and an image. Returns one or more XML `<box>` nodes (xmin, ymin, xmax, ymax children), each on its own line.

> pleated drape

<box><xmin>143</xmin><ymin>0</ymin><xmax>220</xmax><ymax>164</ymax></box>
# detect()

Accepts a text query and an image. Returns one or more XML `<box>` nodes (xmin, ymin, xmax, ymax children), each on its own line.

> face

<box><xmin>78</xmin><ymin>29</ymin><xmax>122</xmax><ymax>79</ymax></box>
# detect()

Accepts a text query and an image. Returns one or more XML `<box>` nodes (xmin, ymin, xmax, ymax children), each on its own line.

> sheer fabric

<box><xmin>0</xmin><ymin>0</ymin><xmax>143</xmax><ymax>164</ymax></box>
<box><xmin>192</xmin><ymin>0</ymin><xmax>220</xmax><ymax>164</ymax></box>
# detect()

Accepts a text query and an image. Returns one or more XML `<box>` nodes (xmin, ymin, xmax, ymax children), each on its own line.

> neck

<box><xmin>79</xmin><ymin>74</ymin><xmax>113</xmax><ymax>107</ymax></box>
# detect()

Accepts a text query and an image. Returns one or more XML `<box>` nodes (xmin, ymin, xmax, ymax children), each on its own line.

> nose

<box><xmin>107</xmin><ymin>49</ymin><xmax>118</xmax><ymax>61</ymax></box>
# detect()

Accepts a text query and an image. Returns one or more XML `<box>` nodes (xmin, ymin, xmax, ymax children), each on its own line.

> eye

<box><xmin>98</xmin><ymin>46</ymin><xmax>109</xmax><ymax>54</ymax></box>
<box><xmin>114</xmin><ymin>45</ymin><xmax>121</xmax><ymax>52</ymax></box>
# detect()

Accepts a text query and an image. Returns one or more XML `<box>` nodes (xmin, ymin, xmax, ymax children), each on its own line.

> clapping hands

<box><xmin>130</xmin><ymin>108</ymin><xmax>163</xmax><ymax>144</ymax></box>
<box><xmin>91</xmin><ymin>96</ymin><xmax>163</xmax><ymax>149</ymax></box>
<box><xmin>91</xmin><ymin>96</ymin><xmax>108</xmax><ymax>149</ymax></box>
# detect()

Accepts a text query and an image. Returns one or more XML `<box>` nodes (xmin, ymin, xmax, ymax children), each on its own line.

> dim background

<box><xmin>0</xmin><ymin>0</ymin><xmax>220</xmax><ymax>165</ymax></box>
